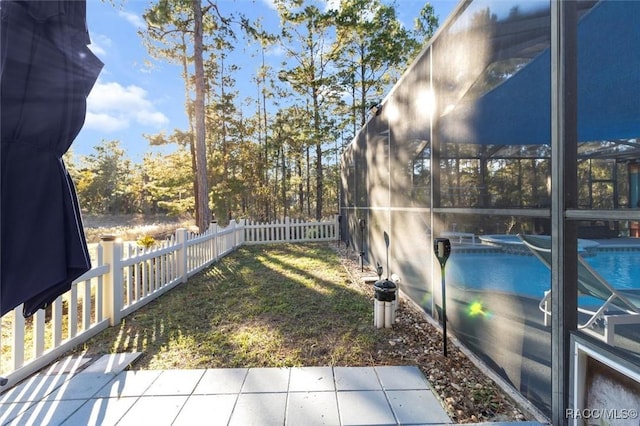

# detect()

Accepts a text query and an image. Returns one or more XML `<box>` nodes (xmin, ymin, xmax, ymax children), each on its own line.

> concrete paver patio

<box><xmin>0</xmin><ymin>354</ymin><xmax>453</xmax><ymax>425</ymax></box>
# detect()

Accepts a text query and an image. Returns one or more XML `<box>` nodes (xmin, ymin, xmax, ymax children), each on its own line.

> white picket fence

<box><xmin>243</xmin><ymin>216</ymin><xmax>339</xmax><ymax>244</ymax></box>
<box><xmin>0</xmin><ymin>216</ymin><xmax>338</xmax><ymax>389</ymax></box>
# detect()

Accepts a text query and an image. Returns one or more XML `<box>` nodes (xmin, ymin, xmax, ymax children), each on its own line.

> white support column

<box><xmin>52</xmin><ymin>298</ymin><xmax>62</xmax><ymax>347</ymax></box>
<box><xmin>69</xmin><ymin>286</ymin><xmax>78</xmax><ymax>338</ymax></box>
<box><xmin>33</xmin><ymin>309</ymin><xmax>45</xmax><ymax>359</ymax></box>
<box><xmin>12</xmin><ymin>306</ymin><xmax>24</xmax><ymax>369</ymax></box>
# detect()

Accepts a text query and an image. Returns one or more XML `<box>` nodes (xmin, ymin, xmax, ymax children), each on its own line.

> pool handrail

<box><xmin>441</xmin><ymin>231</ymin><xmax>476</xmax><ymax>245</ymax></box>
<box><xmin>518</xmin><ymin>233</ymin><xmax>640</xmax><ymax>345</ymax></box>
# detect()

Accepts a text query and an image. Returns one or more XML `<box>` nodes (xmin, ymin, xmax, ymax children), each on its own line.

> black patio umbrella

<box><xmin>1</xmin><ymin>1</ymin><xmax>103</xmax><ymax>317</ymax></box>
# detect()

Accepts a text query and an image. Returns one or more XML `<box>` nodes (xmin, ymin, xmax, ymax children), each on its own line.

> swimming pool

<box><xmin>447</xmin><ymin>249</ymin><xmax>640</xmax><ymax>298</ymax></box>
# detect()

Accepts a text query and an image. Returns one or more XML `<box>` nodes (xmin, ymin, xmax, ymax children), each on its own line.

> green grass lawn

<box><xmin>70</xmin><ymin>242</ymin><xmax>386</xmax><ymax>369</ymax></box>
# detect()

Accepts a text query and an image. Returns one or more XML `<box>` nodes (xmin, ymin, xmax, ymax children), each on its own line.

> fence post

<box><xmin>285</xmin><ymin>217</ymin><xmax>290</xmax><ymax>242</ymax></box>
<box><xmin>232</xmin><ymin>220</ymin><xmax>237</xmax><ymax>248</ymax></box>
<box><xmin>101</xmin><ymin>236</ymin><xmax>123</xmax><ymax>326</ymax></box>
<box><xmin>211</xmin><ymin>222</ymin><xmax>218</xmax><ymax>262</ymax></box>
<box><xmin>207</xmin><ymin>220</ymin><xmax>218</xmax><ymax>265</ymax></box>
<box><xmin>334</xmin><ymin>214</ymin><xmax>340</xmax><ymax>240</ymax></box>
<box><xmin>176</xmin><ymin>228</ymin><xmax>188</xmax><ymax>283</ymax></box>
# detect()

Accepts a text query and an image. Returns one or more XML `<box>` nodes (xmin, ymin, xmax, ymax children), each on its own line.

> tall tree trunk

<box><xmin>261</xmin><ymin>49</ymin><xmax>270</xmax><ymax>221</ymax></box>
<box><xmin>177</xmin><ymin>35</ymin><xmax>200</xmax><ymax>225</ymax></box>
<box><xmin>532</xmin><ymin>158</ymin><xmax>539</xmax><ymax>204</ymax></box>
<box><xmin>273</xmin><ymin>151</ymin><xmax>279</xmax><ymax>218</ymax></box>
<box><xmin>281</xmin><ymin>146</ymin><xmax>287</xmax><ymax>218</ymax></box>
<box><xmin>313</xmin><ymin>98</ymin><xmax>323</xmax><ymax>220</ymax></box>
<box><xmin>359</xmin><ymin>53</ymin><xmax>367</xmax><ymax>126</ymax></box>
<box><xmin>315</xmin><ymin>140</ymin><xmax>323</xmax><ymax>219</ymax></box>
<box><xmin>455</xmin><ymin>158</ymin><xmax>461</xmax><ymax>205</ymax></box>
<box><xmin>517</xmin><ymin>159</ymin><xmax>523</xmax><ymax>207</ymax></box>
<box><xmin>298</xmin><ymin>157</ymin><xmax>304</xmax><ymax>214</ymax></box>
<box><xmin>193</xmin><ymin>0</ymin><xmax>211</xmax><ymax>231</ymax></box>
<box><xmin>220</xmin><ymin>56</ymin><xmax>230</xmax><ymax>221</ymax></box>
<box><xmin>306</xmin><ymin>145</ymin><xmax>311</xmax><ymax>217</ymax></box>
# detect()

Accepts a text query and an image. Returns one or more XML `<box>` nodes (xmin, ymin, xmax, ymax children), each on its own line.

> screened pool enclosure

<box><xmin>340</xmin><ymin>0</ymin><xmax>640</xmax><ymax>421</ymax></box>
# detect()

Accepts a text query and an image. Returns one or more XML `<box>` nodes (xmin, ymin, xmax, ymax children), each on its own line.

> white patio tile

<box><xmin>82</xmin><ymin>353</ymin><xmax>142</xmax><ymax>375</ymax></box>
<box><xmin>334</xmin><ymin>367</ymin><xmax>381</xmax><ymax>391</ymax></box>
<box><xmin>286</xmin><ymin>391</ymin><xmax>339</xmax><ymax>426</ymax></box>
<box><xmin>374</xmin><ymin>365</ymin><xmax>429</xmax><ymax>390</ymax></box>
<box><xmin>46</xmin><ymin>356</ymin><xmax>92</xmax><ymax>375</ymax></box>
<box><xmin>228</xmin><ymin>393</ymin><xmax>287</xmax><ymax>426</ymax></box>
<box><xmin>47</xmin><ymin>372</ymin><xmax>117</xmax><ymax>401</ymax></box>
<box><xmin>387</xmin><ymin>389</ymin><xmax>452</xmax><ymax>424</ymax></box>
<box><xmin>60</xmin><ymin>396</ymin><xmax>138</xmax><ymax>426</ymax></box>
<box><xmin>0</xmin><ymin>372</ymin><xmax>70</xmax><ymax>403</ymax></box>
<box><xmin>116</xmin><ymin>395</ymin><xmax>188</xmax><ymax>426</ymax></box>
<box><xmin>143</xmin><ymin>369</ymin><xmax>205</xmax><ymax>396</ymax></box>
<box><xmin>93</xmin><ymin>370</ymin><xmax>162</xmax><ymax>398</ymax></box>
<box><xmin>240</xmin><ymin>367</ymin><xmax>290</xmax><ymax>393</ymax></box>
<box><xmin>289</xmin><ymin>367</ymin><xmax>335</xmax><ymax>392</ymax></box>
<box><xmin>0</xmin><ymin>365</ymin><xmax>454</xmax><ymax>425</ymax></box>
<box><xmin>172</xmin><ymin>394</ymin><xmax>237</xmax><ymax>426</ymax></box>
<box><xmin>192</xmin><ymin>368</ymin><xmax>248</xmax><ymax>394</ymax></box>
<box><xmin>0</xmin><ymin>353</ymin><xmax>140</xmax><ymax>406</ymax></box>
<box><xmin>336</xmin><ymin>390</ymin><xmax>396</xmax><ymax>425</ymax></box>
<box><xmin>5</xmin><ymin>398</ymin><xmax>87</xmax><ymax>426</ymax></box>
<box><xmin>0</xmin><ymin>402</ymin><xmax>31</xmax><ymax>425</ymax></box>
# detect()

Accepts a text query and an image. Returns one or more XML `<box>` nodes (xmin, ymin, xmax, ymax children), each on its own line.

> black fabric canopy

<box><xmin>438</xmin><ymin>0</ymin><xmax>640</xmax><ymax>145</ymax></box>
<box><xmin>1</xmin><ymin>1</ymin><xmax>102</xmax><ymax>316</ymax></box>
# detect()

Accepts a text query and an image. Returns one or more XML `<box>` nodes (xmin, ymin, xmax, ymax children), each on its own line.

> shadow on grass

<box><xmin>71</xmin><ymin>243</ymin><xmax>393</xmax><ymax>369</ymax></box>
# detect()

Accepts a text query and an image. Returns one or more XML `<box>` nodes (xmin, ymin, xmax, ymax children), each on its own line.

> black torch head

<box><xmin>433</xmin><ymin>238</ymin><xmax>451</xmax><ymax>268</ymax></box>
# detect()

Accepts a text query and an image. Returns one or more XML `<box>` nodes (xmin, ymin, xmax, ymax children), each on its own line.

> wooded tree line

<box><xmin>70</xmin><ymin>0</ymin><xmax>439</xmax><ymax>230</ymax></box>
<box><xmin>435</xmin><ymin>154</ymin><xmax>627</xmax><ymax>210</ymax></box>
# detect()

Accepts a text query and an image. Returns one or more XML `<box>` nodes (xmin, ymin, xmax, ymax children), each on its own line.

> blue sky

<box><xmin>76</xmin><ymin>0</ymin><xmax>458</xmax><ymax>162</ymax></box>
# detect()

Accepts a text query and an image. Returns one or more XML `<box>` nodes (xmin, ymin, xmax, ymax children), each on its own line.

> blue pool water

<box><xmin>585</xmin><ymin>251</ymin><xmax>640</xmax><ymax>290</ymax></box>
<box><xmin>447</xmin><ymin>250</ymin><xmax>640</xmax><ymax>298</ymax></box>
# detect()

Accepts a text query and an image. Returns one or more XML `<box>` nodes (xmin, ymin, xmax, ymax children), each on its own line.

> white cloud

<box><xmin>266</xmin><ymin>43</ymin><xmax>285</xmax><ymax>57</ymax></box>
<box><xmin>135</xmin><ymin>110</ymin><xmax>170</xmax><ymax>126</ymax></box>
<box><xmin>118</xmin><ymin>10</ymin><xmax>145</xmax><ymax>29</ymax></box>
<box><xmin>85</xmin><ymin>81</ymin><xmax>169</xmax><ymax>132</ymax></box>
<box><xmin>85</xmin><ymin>112</ymin><xmax>129</xmax><ymax>132</ymax></box>
<box><xmin>261</xmin><ymin>0</ymin><xmax>277</xmax><ymax>10</ymax></box>
<box><xmin>88</xmin><ymin>33</ymin><xmax>111</xmax><ymax>57</ymax></box>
